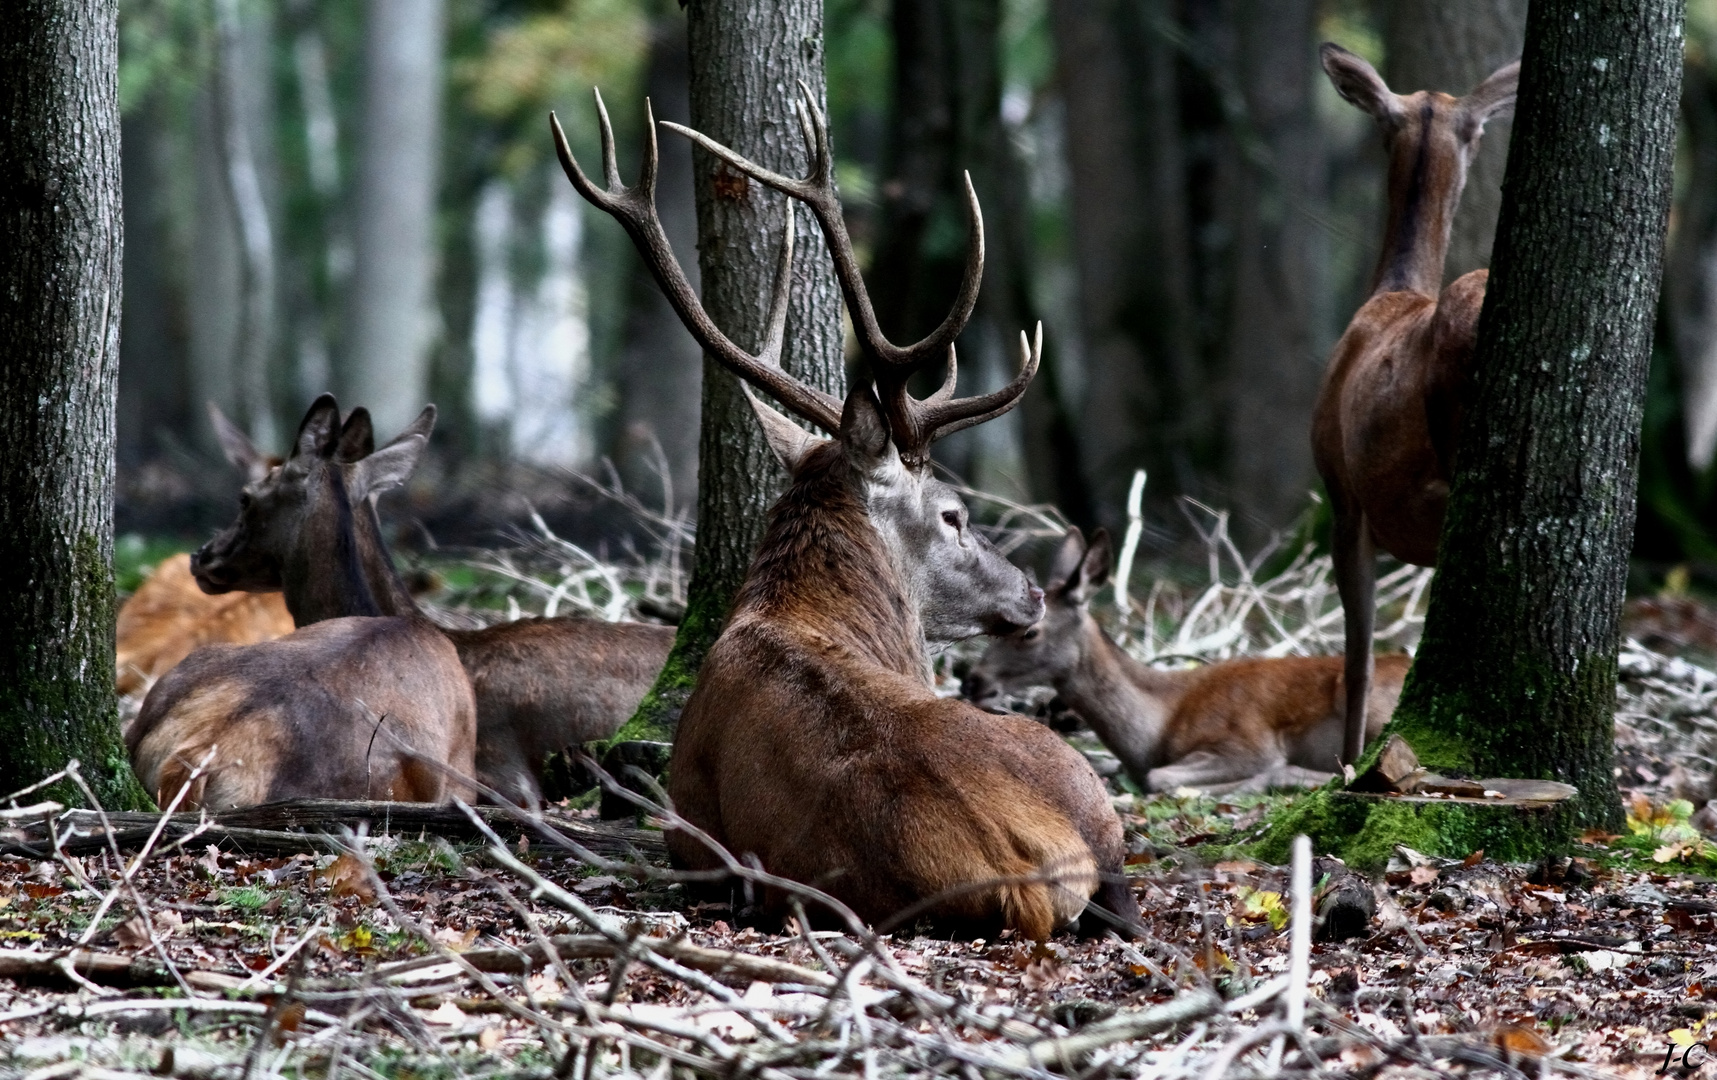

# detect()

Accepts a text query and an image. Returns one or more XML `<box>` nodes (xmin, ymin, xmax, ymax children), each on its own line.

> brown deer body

<box><xmin>964</xmin><ymin>529</ymin><xmax>1410</xmax><ymax>793</ymax></box>
<box><xmin>1313</xmin><ymin>44</ymin><xmax>1517</xmax><ymax>765</ymax></box>
<box><xmin>199</xmin><ymin>403</ymin><xmax>674</xmax><ymax>806</ymax></box>
<box><xmin>116</xmin><ymin>553</ymin><xmax>295</xmax><ymax>697</ymax></box>
<box><xmin>557</xmin><ymin>88</ymin><xmax>1139</xmax><ymax>938</ymax></box>
<box><xmin>129</xmin><ymin>399</ymin><xmax>475</xmax><ymax>810</ymax></box>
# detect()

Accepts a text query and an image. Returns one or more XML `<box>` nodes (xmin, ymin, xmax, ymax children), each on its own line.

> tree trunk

<box><xmin>1375</xmin><ymin>0</ymin><xmax>1681</xmax><ymax>835</ymax></box>
<box><xmin>1383</xmin><ymin>0</ymin><xmax>1529</xmax><ymax>283</ymax></box>
<box><xmin>613</xmin><ymin>13</ymin><xmax>705</xmax><ymax>510</ymax></box>
<box><xmin>1220</xmin><ymin>0</ymin><xmax>1324</xmax><ymax>538</ymax></box>
<box><xmin>601</xmin><ymin>0</ymin><xmax>845</xmax><ymax>759</ymax></box>
<box><xmin>1050</xmin><ymin>0</ymin><xmax>1201</xmax><ymax>529</ymax></box>
<box><xmin>0</xmin><ymin>0</ymin><xmax>147</xmax><ymax>807</ymax></box>
<box><xmin>346</xmin><ymin>0</ymin><xmax>445</xmax><ymax>437</ymax></box>
<box><xmin>1667</xmin><ymin>57</ymin><xmax>1717</xmax><ymax>469</ymax></box>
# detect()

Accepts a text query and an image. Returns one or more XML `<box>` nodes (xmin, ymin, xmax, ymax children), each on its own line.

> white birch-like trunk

<box><xmin>346</xmin><ymin>0</ymin><xmax>445</xmax><ymax>436</ymax></box>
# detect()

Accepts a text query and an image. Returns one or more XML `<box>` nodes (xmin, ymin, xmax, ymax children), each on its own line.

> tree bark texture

<box><xmin>1049</xmin><ymin>0</ymin><xmax>1202</xmax><ymax>528</ymax></box>
<box><xmin>1388</xmin><ymin>0</ymin><xmax>1682</xmax><ymax>831</ymax></box>
<box><xmin>1220</xmin><ymin>0</ymin><xmax>1325</xmax><ymax>537</ymax></box>
<box><xmin>1383</xmin><ymin>0</ymin><xmax>1529</xmax><ymax>284</ymax></box>
<box><xmin>613</xmin><ymin>14</ymin><xmax>704</xmax><ymax>509</ymax></box>
<box><xmin>0</xmin><ymin>0</ymin><xmax>147</xmax><ymax>807</ymax></box>
<box><xmin>606</xmin><ymin>0</ymin><xmax>845</xmax><ymax>752</ymax></box>
<box><xmin>346</xmin><ymin>0</ymin><xmax>446</xmax><ymax>437</ymax></box>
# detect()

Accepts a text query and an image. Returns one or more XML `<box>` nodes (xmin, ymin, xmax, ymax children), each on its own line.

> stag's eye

<box><xmin>1022</xmin><ymin>627</ymin><xmax>1040</xmax><ymax>641</ymax></box>
<box><xmin>941</xmin><ymin>510</ymin><xmax>961</xmax><ymax>529</ymax></box>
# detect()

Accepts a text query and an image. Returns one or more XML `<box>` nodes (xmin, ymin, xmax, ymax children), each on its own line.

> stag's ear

<box><xmin>1064</xmin><ymin>527</ymin><xmax>1114</xmax><ymax>605</ymax></box>
<box><xmin>840</xmin><ymin>383</ymin><xmax>893</xmax><ymax>466</ymax></box>
<box><xmin>1321</xmin><ymin>43</ymin><xmax>1403</xmax><ymax>126</ymax></box>
<box><xmin>744</xmin><ymin>385</ymin><xmax>825</xmax><ymax>471</ymax></box>
<box><xmin>337</xmin><ymin>408</ymin><xmax>376</xmax><ymax>463</ymax></box>
<box><xmin>293</xmin><ymin>394</ymin><xmax>342</xmax><ymax>461</ymax></box>
<box><xmin>208</xmin><ymin>402</ymin><xmax>273</xmax><ymax>483</ymax></box>
<box><xmin>1046</xmin><ymin>527</ymin><xmax>1087</xmax><ymax>593</ymax></box>
<box><xmin>1459</xmin><ymin>59</ymin><xmax>1519</xmax><ymax>142</ymax></box>
<box><xmin>349</xmin><ymin>434</ymin><xmax>426</xmax><ymax>502</ymax></box>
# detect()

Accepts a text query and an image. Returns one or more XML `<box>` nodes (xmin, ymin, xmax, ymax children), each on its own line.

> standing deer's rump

<box><xmin>1313</xmin><ymin>44</ymin><xmax>1517</xmax><ymax>766</ymax></box>
<box><xmin>128</xmin><ymin>398</ymin><xmax>475</xmax><ymax>811</ymax></box>
<box><xmin>963</xmin><ymin>528</ymin><xmax>1410</xmax><ymax>794</ymax></box>
<box><xmin>198</xmin><ymin>402</ymin><xmax>675</xmax><ymax>806</ymax></box>
<box><xmin>116</xmin><ymin>553</ymin><xmax>295</xmax><ymax>698</ymax></box>
<box><xmin>556</xmin><ymin>86</ymin><xmax>1140</xmax><ymax>939</ymax></box>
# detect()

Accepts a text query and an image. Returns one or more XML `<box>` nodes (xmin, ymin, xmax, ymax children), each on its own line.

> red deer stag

<box><xmin>555</xmin><ymin>87</ymin><xmax>1140</xmax><ymax>939</ymax></box>
<box><xmin>1313</xmin><ymin>44</ymin><xmax>1517</xmax><ymax>765</ymax></box>
<box><xmin>199</xmin><ymin>404</ymin><xmax>674</xmax><ymax>806</ymax></box>
<box><xmin>129</xmin><ymin>398</ymin><xmax>476</xmax><ymax>810</ymax></box>
<box><xmin>964</xmin><ymin>528</ymin><xmax>1410</xmax><ymax>793</ymax></box>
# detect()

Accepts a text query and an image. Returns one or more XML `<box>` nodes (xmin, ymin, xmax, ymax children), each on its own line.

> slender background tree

<box><xmin>0</xmin><ymin>0</ymin><xmax>147</xmax><ymax>806</ymax></box>
<box><xmin>599</xmin><ymin>0</ymin><xmax>846</xmax><ymax>768</ymax></box>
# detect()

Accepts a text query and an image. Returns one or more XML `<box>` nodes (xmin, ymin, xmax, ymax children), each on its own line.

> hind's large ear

<box><xmin>1321</xmin><ymin>43</ymin><xmax>1403</xmax><ymax>126</ymax></box>
<box><xmin>1459</xmin><ymin>59</ymin><xmax>1520</xmax><ymax>143</ymax></box>
<box><xmin>293</xmin><ymin>394</ymin><xmax>342</xmax><ymax>461</ymax></box>
<box><xmin>381</xmin><ymin>404</ymin><xmax>438</xmax><ymax>451</ymax></box>
<box><xmin>349</xmin><ymin>434</ymin><xmax>426</xmax><ymax>502</ymax></box>
<box><xmin>337</xmin><ymin>408</ymin><xmax>376</xmax><ymax>463</ymax></box>
<box><xmin>745</xmin><ymin>385</ymin><xmax>825</xmax><ymax>472</ymax></box>
<box><xmin>208</xmin><ymin>402</ymin><xmax>273</xmax><ymax>483</ymax></box>
<box><xmin>1063</xmin><ymin>527</ymin><xmax>1114</xmax><ymax>605</ymax></box>
<box><xmin>1046</xmin><ymin>527</ymin><xmax>1087</xmax><ymax>593</ymax></box>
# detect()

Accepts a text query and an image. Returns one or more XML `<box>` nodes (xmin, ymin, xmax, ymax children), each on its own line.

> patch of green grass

<box><xmin>219</xmin><ymin>885</ymin><xmax>269</xmax><ymax>910</ymax></box>
<box><xmin>115</xmin><ymin>534</ymin><xmax>192</xmax><ymax>596</ymax></box>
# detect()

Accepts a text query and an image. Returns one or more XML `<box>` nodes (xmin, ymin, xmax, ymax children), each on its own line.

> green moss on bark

<box><xmin>598</xmin><ymin>580</ymin><xmax>729</xmax><ymax>750</ymax></box>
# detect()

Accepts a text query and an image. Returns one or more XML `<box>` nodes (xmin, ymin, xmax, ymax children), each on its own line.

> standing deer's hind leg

<box><xmin>1333</xmin><ymin>508</ymin><xmax>1376</xmax><ymax>767</ymax></box>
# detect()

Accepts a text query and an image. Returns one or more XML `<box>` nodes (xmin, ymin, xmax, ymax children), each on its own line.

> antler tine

<box><xmin>551</xmin><ymin>98</ymin><xmax>842</xmax><ymax>434</ymax></box>
<box><xmin>920</xmin><ymin>324</ymin><xmax>1042</xmax><ymax>444</ymax></box>
<box><xmin>926</xmin><ymin>346</ymin><xmax>959</xmax><ymax>404</ymax></box>
<box><xmin>595</xmin><ymin>89</ymin><xmax>623</xmax><ymax>190</ymax></box>
<box><xmin>660</xmin><ymin>101</ymin><xmax>985</xmax><ymax>375</ymax></box>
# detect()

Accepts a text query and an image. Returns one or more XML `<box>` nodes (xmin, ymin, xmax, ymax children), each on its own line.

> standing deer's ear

<box><xmin>840</xmin><ymin>383</ymin><xmax>893</xmax><ymax>466</ymax></box>
<box><xmin>293</xmin><ymin>394</ymin><xmax>342</xmax><ymax>461</ymax></box>
<box><xmin>380</xmin><ymin>404</ymin><xmax>437</xmax><ymax>451</ymax></box>
<box><xmin>1458</xmin><ymin>59</ymin><xmax>1520</xmax><ymax>143</ymax></box>
<box><xmin>744</xmin><ymin>385</ymin><xmax>826</xmax><ymax>472</ymax></box>
<box><xmin>208</xmin><ymin>402</ymin><xmax>273</xmax><ymax>483</ymax></box>
<box><xmin>349</xmin><ymin>434</ymin><xmax>427</xmax><ymax>503</ymax></box>
<box><xmin>1321</xmin><ymin>43</ymin><xmax>1404</xmax><ymax>127</ymax></box>
<box><xmin>337</xmin><ymin>408</ymin><xmax>376</xmax><ymax>463</ymax></box>
<box><xmin>1063</xmin><ymin>527</ymin><xmax>1114</xmax><ymax>605</ymax></box>
<box><xmin>1046</xmin><ymin>527</ymin><xmax>1087</xmax><ymax>593</ymax></box>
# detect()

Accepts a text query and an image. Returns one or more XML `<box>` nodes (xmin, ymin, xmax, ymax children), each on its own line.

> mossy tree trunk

<box><xmin>0</xmin><ymin>0</ymin><xmax>148</xmax><ymax>809</ymax></box>
<box><xmin>600</xmin><ymin>1</ymin><xmax>845</xmax><ymax>761</ymax></box>
<box><xmin>1381</xmin><ymin>0</ymin><xmax>1682</xmax><ymax>834</ymax></box>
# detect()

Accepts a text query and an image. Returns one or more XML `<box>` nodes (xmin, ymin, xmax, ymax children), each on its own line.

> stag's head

<box><xmin>192</xmin><ymin>395</ymin><xmax>432</xmax><ymax>595</ymax></box>
<box><xmin>963</xmin><ymin>526</ymin><xmax>1111</xmax><ymax>710</ymax></box>
<box><xmin>554</xmin><ymin>84</ymin><xmax>1044</xmax><ymax>641</ymax></box>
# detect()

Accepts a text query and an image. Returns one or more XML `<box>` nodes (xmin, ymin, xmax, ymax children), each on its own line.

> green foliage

<box><xmin>114</xmin><ymin>535</ymin><xmax>189</xmax><ymax>598</ymax></box>
<box><xmin>118</xmin><ymin>0</ymin><xmax>211</xmax><ymax>115</ymax></box>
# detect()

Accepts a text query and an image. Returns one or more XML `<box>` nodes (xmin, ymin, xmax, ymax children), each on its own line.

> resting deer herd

<box><xmin>113</xmin><ymin>46</ymin><xmax>1516</xmax><ymax>939</ymax></box>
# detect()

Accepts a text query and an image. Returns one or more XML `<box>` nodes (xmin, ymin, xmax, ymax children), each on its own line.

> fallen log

<box><xmin>0</xmin><ymin>799</ymin><xmax>664</xmax><ymax>862</ymax></box>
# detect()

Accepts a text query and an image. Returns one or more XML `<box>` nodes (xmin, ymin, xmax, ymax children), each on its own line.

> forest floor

<box><xmin>0</xmin><ymin>778</ymin><xmax>1709</xmax><ymax>1080</ymax></box>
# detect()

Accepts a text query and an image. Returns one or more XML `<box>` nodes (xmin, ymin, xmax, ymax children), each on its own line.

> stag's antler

<box><xmin>551</xmin><ymin>93</ymin><xmax>843</xmax><ymax>434</ymax></box>
<box><xmin>662</xmin><ymin>83</ymin><xmax>1039</xmax><ymax>466</ymax></box>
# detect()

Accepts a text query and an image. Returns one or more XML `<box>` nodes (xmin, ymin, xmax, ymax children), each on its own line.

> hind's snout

<box><xmin>189</xmin><ymin>544</ymin><xmax>236</xmax><ymax>594</ymax></box>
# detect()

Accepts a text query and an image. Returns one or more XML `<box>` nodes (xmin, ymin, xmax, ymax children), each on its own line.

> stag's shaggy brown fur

<box><xmin>668</xmin><ymin>443</ymin><xmax>1126</xmax><ymax>940</ymax></box>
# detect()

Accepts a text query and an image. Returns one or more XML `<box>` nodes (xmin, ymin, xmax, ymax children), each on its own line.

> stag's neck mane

<box><xmin>731</xmin><ymin>443</ymin><xmax>928</xmax><ymax>678</ymax></box>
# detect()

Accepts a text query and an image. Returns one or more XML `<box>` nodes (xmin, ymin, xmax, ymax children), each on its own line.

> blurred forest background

<box><xmin>111</xmin><ymin>0</ymin><xmax>1717</xmax><ymax>588</ymax></box>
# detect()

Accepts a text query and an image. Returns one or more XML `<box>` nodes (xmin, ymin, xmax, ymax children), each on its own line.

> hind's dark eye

<box><xmin>239</xmin><ymin>492</ymin><xmax>252</xmax><ymax>509</ymax></box>
<box><xmin>1022</xmin><ymin>627</ymin><xmax>1040</xmax><ymax>641</ymax></box>
<box><xmin>941</xmin><ymin>510</ymin><xmax>960</xmax><ymax>528</ymax></box>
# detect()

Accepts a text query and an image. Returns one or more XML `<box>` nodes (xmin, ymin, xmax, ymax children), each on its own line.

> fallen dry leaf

<box><xmin>317</xmin><ymin>853</ymin><xmax>377</xmax><ymax>904</ymax></box>
<box><xmin>114</xmin><ymin>915</ymin><xmax>152</xmax><ymax>951</ymax></box>
<box><xmin>478</xmin><ymin>1026</ymin><xmax>502</xmax><ymax>1049</ymax></box>
<box><xmin>1409</xmin><ymin>863</ymin><xmax>1440</xmax><ymax>886</ymax></box>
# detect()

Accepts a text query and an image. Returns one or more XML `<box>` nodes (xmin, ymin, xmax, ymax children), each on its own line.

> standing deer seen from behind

<box><xmin>1313</xmin><ymin>43</ymin><xmax>1518</xmax><ymax>767</ymax></box>
<box><xmin>555</xmin><ymin>86</ymin><xmax>1141</xmax><ymax>940</ymax></box>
